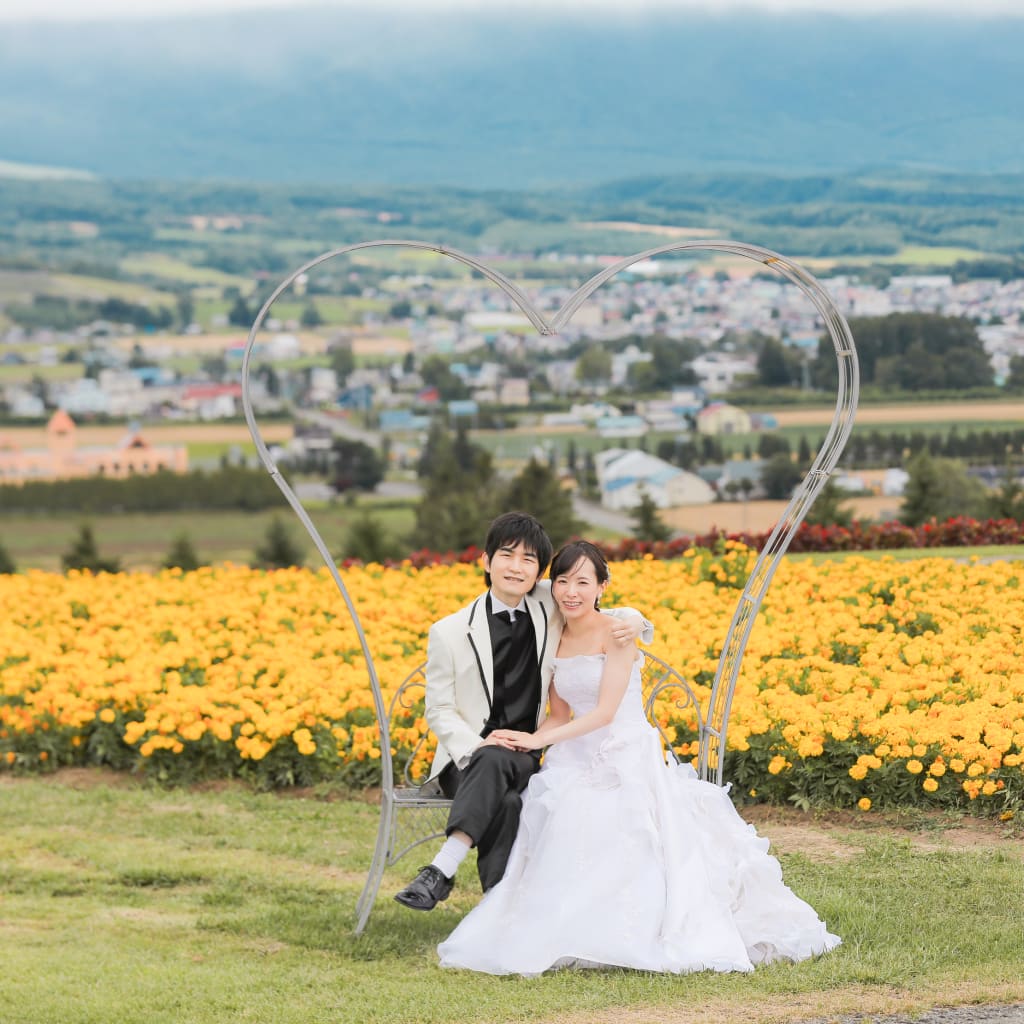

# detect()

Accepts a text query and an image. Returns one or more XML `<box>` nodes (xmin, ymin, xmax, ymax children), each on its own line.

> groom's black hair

<box><xmin>483</xmin><ymin>511</ymin><xmax>553</xmax><ymax>588</ymax></box>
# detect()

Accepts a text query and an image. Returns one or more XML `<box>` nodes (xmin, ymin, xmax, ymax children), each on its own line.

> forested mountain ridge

<box><xmin>3</xmin><ymin>170</ymin><xmax>1024</xmax><ymax>279</ymax></box>
<box><xmin>1</xmin><ymin>7</ymin><xmax>1022</xmax><ymax>187</ymax></box>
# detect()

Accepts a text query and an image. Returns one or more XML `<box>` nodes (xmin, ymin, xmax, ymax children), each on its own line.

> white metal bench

<box><xmin>352</xmin><ymin>648</ymin><xmax>705</xmax><ymax>933</ymax></box>
<box><xmin>239</xmin><ymin>237</ymin><xmax>859</xmax><ymax>937</ymax></box>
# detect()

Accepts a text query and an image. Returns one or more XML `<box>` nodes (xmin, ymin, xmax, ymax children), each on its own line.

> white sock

<box><xmin>431</xmin><ymin>836</ymin><xmax>471</xmax><ymax>879</ymax></box>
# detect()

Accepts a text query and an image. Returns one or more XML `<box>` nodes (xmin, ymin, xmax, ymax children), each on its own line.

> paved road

<box><xmin>572</xmin><ymin>495</ymin><xmax>634</xmax><ymax>534</ymax></box>
<box><xmin>298</xmin><ymin>409</ymin><xmax>381</xmax><ymax>446</ymax></box>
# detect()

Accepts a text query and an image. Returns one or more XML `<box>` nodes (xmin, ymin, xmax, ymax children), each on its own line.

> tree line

<box><xmin>5</xmin><ymin>294</ymin><xmax>180</xmax><ymax>332</ymax></box>
<box><xmin>810</xmin><ymin>313</ymin><xmax>996</xmax><ymax>392</ymax></box>
<box><xmin>0</xmin><ymin>466</ymin><xmax>286</xmax><ymax>515</ymax></box>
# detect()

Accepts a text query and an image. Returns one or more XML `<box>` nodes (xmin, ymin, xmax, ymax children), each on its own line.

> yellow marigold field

<box><xmin>1</xmin><ymin>546</ymin><xmax>1021</xmax><ymax>817</ymax></box>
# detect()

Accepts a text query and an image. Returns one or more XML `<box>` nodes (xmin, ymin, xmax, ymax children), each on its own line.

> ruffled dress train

<box><xmin>438</xmin><ymin>654</ymin><xmax>841</xmax><ymax>976</ymax></box>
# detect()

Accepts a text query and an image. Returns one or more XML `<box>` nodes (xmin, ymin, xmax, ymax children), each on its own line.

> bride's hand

<box><xmin>490</xmin><ymin>729</ymin><xmax>541</xmax><ymax>751</ymax></box>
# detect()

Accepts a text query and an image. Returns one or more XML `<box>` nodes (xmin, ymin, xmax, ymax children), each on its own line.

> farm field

<box><xmin>662</xmin><ymin>495</ymin><xmax>903</xmax><ymax>535</ymax></box>
<box><xmin>0</xmin><ymin>499</ymin><xmax>416</xmax><ymax>572</ymax></box>
<box><xmin>484</xmin><ymin>400</ymin><xmax>1024</xmax><ymax>463</ymax></box>
<box><xmin>0</xmin><ymin>420</ymin><xmax>293</xmax><ymax>449</ymax></box>
<box><xmin>770</xmin><ymin>400</ymin><xmax>1024</xmax><ymax>429</ymax></box>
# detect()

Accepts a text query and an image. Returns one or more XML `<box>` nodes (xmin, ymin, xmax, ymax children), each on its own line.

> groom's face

<box><xmin>483</xmin><ymin>542</ymin><xmax>542</xmax><ymax>608</ymax></box>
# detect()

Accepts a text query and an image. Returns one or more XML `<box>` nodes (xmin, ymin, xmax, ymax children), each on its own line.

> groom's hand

<box><xmin>479</xmin><ymin>733</ymin><xmax>519</xmax><ymax>751</ymax></box>
<box><xmin>610</xmin><ymin>614</ymin><xmax>644</xmax><ymax>646</ymax></box>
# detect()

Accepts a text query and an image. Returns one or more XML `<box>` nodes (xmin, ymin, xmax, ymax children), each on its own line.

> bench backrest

<box><xmin>387</xmin><ymin>648</ymin><xmax>704</xmax><ymax>791</ymax></box>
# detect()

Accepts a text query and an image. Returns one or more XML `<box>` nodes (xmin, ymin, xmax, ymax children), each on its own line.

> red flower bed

<box><xmin>340</xmin><ymin>518</ymin><xmax>1023</xmax><ymax>568</ymax></box>
<box><xmin>596</xmin><ymin>516</ymin><xmax>1024</xmax><ymax>561</ymax></box>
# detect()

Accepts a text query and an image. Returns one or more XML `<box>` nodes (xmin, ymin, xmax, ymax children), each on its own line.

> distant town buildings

<box><xmin>0</xmin><ymin>410</ymin><xmax>188</xmax><ymax>483</ymax></box>
<box><xmin>3</xmin><ymin>267</ymin><xmax>1022</xmax><ymax>429</ymax></box>
<box><xmin>596</xmin><ymin>448</ymin><xmax>715</xmax><ymax>510</ymax></box>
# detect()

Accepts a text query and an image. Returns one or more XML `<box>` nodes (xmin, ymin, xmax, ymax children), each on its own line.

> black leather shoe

<box><xmin>394</xmin><ymin>865</ymin><xmax>454</xmax><ymax>911</ymax></box>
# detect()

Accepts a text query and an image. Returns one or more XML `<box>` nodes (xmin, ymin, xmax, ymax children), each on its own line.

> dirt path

<box><xmin>772</xmin><ymin>401</ymin><xmax>1024</xmax><ymax>428</ymax></box>
<box><xmin>0</xmin><ymin>422</ymin><xmax>293</xmax><ymax>446</ymax></box>
<box><xmin>740</xmin><ymin>803</ymin><xmax>1022</xmax><ymax>861</ymax></box>
<box><xmin>662</xmin><ymin>495</ymin><xmax>902</xmax><ymax>535</ymax></box>
<box><xmin>541</xmin><ymin>989</ymin><xmax>1024</xmax><ymax>1024</ymax></box>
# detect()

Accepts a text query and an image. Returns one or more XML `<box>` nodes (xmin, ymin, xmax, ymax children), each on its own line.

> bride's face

<box><xmin>552</xmin><ymin>556</ymin><xmax>606</xmax><ymax>619</ymax></box>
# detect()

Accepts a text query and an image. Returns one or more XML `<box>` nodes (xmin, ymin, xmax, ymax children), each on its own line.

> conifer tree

<box><xmin>900</xmin><ymin>451</ymin><xmax>987</xmax><ymax>526</ymax></box>
<box><xmin>162</xmin><ymin>532</ymin><xmax>202</xmax><ymax>571</ymax></box>
<box><xmin>341</xmin><ymin>512</ymin><xmax>403</xmax><ymax>564</ymax></box>
<box><xmin>803</xmin><ymin>478</ymin><xmax>854</xmax><ymax>528</ymax></box>
<box><xmin>0</xmin><ymin>540</ymin><xmax>16</xmax><ymax>575</ymax></box>
<box><xmin>410</xmin><ymin>422</ymin><xmax>496</xmax><ymax>552</ymax></box>
<box><xmin>631</xmin><ymin>490</ymin><xmax>672</xmax><ymax>542</ymax></box>
<box><xmin>501</xmin><ymin>459</ymin><xmax>581</xmax><ymax>548</ymax></box>
<box><xmin>252</xmin><ymin>516</ymin><xmax>305</xmax><ymax>569</ymax></box>
<box><xmin>985</xmin><ymin>464</ymin><xmax>1024</xmax><ymax>520</ymax></box>
<box><xmin>61</xmin><ymin>524</ymin><xmax>121</xmax><ymax>574</ymax></box>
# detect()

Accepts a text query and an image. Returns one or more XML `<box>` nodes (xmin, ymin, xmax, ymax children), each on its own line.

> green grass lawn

<box><xmin>0</xmin><ymin>774</ymin><xmax>1020</xmax><ymax>1024</ymax></box>
<box><xmin>0</xmin><ymin>500</ymin><xmax>418</xmax><ymax>573</ymax></box>
<box><xmin>49</xmin><ymin>272</ymin><xmax>177</xmax><ymax>306</ymax></box>
<box><xmin>119</xmin><ymin>254</ymin><xmax>253</xmax><ymax>290</ymax></box>
<box><xmin>0</xmin><ymin>361</ymin><xmax>83</xmax><ymax>384</ymax></box>
<box><xmin>269</xmin><ymin>297</ymin><xmax>388</xmax><ymax>327</ymax></box>
<box><xmin>1</xmin><ymin>491</ymin><xmax>1021</xmax><ymax>574</ymax></box>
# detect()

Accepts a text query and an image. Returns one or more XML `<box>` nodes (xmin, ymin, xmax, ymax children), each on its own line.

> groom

<box><xmin>394</xmin><ymin>511</ymin><xmax>652</xmax><ymax>911</ymax></box>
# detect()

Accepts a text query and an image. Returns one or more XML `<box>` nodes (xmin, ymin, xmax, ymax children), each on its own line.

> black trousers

<box><xmin>440</xmin><ymin>744</ymin><xmax>541</xmax><ymax>891</ymax></box>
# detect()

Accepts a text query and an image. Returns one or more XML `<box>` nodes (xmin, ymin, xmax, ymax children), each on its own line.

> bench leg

<box><xmin>354</xmin><ymin>791</ymin><xmax>393</xmax><ymax>935</ymax></box>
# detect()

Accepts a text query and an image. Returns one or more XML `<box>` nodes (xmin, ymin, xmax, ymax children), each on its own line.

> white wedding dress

<box><xmin>438</xmin><ymin>654</ymin><xmax>841</xmax><ymax>976</ymax></box>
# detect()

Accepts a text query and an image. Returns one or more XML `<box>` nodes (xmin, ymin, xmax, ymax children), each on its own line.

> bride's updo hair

<box><xmin>550</xmin><ymin>540</ymin><xmax>610</xmax><ymax>609</ymax></box>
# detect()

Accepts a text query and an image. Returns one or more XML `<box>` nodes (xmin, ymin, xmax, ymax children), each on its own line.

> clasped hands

<box><xmin>484</xmin><ymin>729</ymin><xmax>544</xmax><ymax>752</ymax></box>
<box><xmin>479</xmin><ymin>615</ymin><xmax>642</xmax><ymax>754</ymax></box>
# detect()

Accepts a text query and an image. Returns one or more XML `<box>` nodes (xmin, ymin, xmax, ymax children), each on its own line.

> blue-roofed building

<box><xmin>448</xmin><ymin>399</ymin><xmax>479</xmax><ymax>420</ymax></box>
<box><xmin>130</xmin><ymin>366</ymin><xmax>174</xmax><ymax>386</ymax></box>
<box><xmin>378</xmin><ymin>409</ymin><xmax>431</xmax><ymax>432</ymax></box>
<box><xmin>338</xmin><ymin>384</ymin><xmax>374</xmax><ymax>411</ymax></box>
<box><xmin>596</xmin><ymin>415</ymin><xmax>646</xmax><ymax>438</ymax></box>
<box><xmin>595</xmin><ymin>448</ymin><xmax>715</xmax><ymax>510</ymax></box>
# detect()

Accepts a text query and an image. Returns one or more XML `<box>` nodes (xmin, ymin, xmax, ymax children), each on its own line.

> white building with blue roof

<box><xmin>596</xmin><ymin>448</ymin><xmax>715</xmax><ymax>510</ymax></box>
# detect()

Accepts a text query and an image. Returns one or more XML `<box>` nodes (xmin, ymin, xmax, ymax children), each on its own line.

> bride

<box><xmin>437</xmin><ymin>540</ymin><xmax>841</xmax><ymax>976</ymax></box>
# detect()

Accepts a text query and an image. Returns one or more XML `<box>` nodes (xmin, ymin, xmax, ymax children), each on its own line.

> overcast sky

<box><xmin>2</xmin><ymin>0</ymin><xmax>1022</xmax><ymax>20</ymax></box>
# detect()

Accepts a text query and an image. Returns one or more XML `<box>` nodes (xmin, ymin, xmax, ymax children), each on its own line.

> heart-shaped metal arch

<box><xmin>241</xmin><ymin>238</ymin><xmax>859</xmax><ymax>788</ymax></box>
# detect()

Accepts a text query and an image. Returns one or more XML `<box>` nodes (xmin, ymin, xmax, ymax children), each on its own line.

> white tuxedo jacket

<box><xmin>423</xmin><ymin>581</ymin><xmax>651</xmax><ymax>782</ymax></box>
